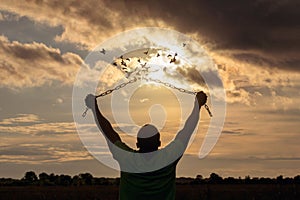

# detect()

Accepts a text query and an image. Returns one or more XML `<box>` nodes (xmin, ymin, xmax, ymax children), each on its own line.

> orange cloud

<box><xmin>0</xmin><ymin>114</ymin><xmax>76</xmax><ymax>135</ymax></box>
<box><xmin>0</xmin><ymin>35</ymin><xmax>82</xmax><ymax>88</ymax></box>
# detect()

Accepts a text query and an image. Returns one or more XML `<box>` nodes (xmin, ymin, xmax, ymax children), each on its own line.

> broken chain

<box><xmin>82</xmin><ymin>76</ymin><xmax>212</xmax><ymax>117</ymax></box>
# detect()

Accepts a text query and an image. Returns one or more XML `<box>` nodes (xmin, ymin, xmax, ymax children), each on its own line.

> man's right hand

<box><xmin>196</xmin><ymin>91</ymin><xmax>207</xmax><ymax>107</ymax></box>
<box><xmin>85</xmin><ymin>94</ymin><xmax>96</xmax><ymax>110</ymax></box>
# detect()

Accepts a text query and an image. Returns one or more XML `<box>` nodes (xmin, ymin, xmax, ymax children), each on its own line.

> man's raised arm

<box><xmin>175</xmin><ymin>91</ymin><xmax>207</xmax><ymax>147</ymax></box>
<box><xmin>85</xmin><ymin>94</ymin><xmax>121</xmax><ymax>143</ymax></box>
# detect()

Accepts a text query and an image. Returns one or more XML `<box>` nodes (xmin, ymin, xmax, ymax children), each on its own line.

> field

<box><xmin>0</xmin><ymin>184</ymin><xmax>299</xmax><ymax>200</ymax></box>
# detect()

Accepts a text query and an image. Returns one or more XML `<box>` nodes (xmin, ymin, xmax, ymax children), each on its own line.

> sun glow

<box><xmin>115</xmin><ymin>48</ymin><xmax>194</xmax><ymax>91</ymax></box>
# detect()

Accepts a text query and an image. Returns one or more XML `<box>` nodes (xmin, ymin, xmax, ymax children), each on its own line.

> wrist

<box><xmin>194</xmin><ymin>99</ymin><xmax>202</xmax><ymax>109</ymax></box>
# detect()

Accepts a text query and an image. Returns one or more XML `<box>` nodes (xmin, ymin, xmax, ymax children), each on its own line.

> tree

<box><xmin>38</xmin><ymin>172</ymin><xmax>51</xmax><ymax>186</ymax></box>
<box><xmin>294</xmin><ymin>175</ymin><xmax>300</xmax><ymax>184</ymax></box>
<box><xmin>209</xmin><ymin>173</ymin><xmax>223</xmax><ymax>184</ymax></box>
<box><xmin>72</xmin><ymin>175</ymin><xmax>81</xmax><ymax>186</ymax></box>
<box><xmin>59</xmin><ymin>174</ymin><xmax>72</xmax><ymax>186</ymax></box>
<box><xmin>276</xmin><ymin>175</ymin><xmax>283</xmax><ymax>184</ymax></box>
<box><xmin>196</xmin><ymin>174</ymin><xmax>203</xmax><ymax>180</ymax></box>
<box><xmin>23</xmin><ymin>171</ymin><xmax>38</xmax><ymax>184</ymax></box>
<box><xmin>192</xmin><ymin>174</ymin><xmax>203</xmax><ymax>184</ymax></box>
<box><xmin>245</xmin><ymin>175</ymin><xmax>251</xmax><ymax>184</ymax></box>
<box><xmin>79</xmin><ymin>173</ymin><xmax>93</xmax><ymax>185</ymax></box>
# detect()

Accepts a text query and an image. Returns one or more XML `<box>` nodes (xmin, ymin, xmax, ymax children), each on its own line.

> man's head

<box><xmin>136</xmin><ymin>124</ymin><xmax>161</xmax><ymax>153</ymax></box>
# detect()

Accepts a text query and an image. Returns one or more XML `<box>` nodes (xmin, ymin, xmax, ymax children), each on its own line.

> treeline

<box><xmin>1</xmin><ymin>171</ymin><xmax>300</xmax><ymax>186</ymax></box>
<box><xmin>177</xmin><ymin>173</ymin><xmax>300</xmax><ymax>185</ymax></box>
<box><xmin>0</xmin><ymin>172</ymin><xmax>120</xmax><ymax>186</ymax></box>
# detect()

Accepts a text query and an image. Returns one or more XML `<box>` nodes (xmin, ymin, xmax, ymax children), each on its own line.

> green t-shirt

<box><xmin>112</xmin><ymin>140</ymin><xmax>184</xmax><ymax>200</ymax></box>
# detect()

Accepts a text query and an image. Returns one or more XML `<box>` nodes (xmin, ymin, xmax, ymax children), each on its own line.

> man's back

<box><xmin>112</xmin><ymin>140</ymin><xmax>181</xmax><ymax>200</ymax></box>
<box><xmin>119</xmin><ymin>161</ymin><xmax>178</xmax><ymax>200</ymax></box>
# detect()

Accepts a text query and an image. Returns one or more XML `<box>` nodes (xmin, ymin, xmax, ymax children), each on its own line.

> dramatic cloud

<box><xmin>0</xmin><ymin>35</ymin><xmax>82</xmax><ymax>88</ymax></box>
<box><xmin>104</xmin><ymin>0</ymin><xmax>300</xmax><ymax>71</ymax></box>
<box><xmin>0</xmin><ymin>143</ymin><xmax>92</xmax><ymax>164</ymax></box>
<box><xmin>0</xmin><ymin>114</ymin><xmax>76</xmax><ymax>135</ymax></box>
<box><xmin>0</xmin><ymin>0</ymin><xmax>166</xmax><ymax>49</ymax></box>
<box><xmin>0</xmin><ymin>1</ymin><xmax>298</xmax><ymax>103</ymax></box>
<box><xmin>1</xmin><ymin>0</ymin><xmax>299</xmax><ymax>72</ymax></box>
<box><xmin>0</xmin><ymin>114</ymin><xmax>41</xmax><ymax>125</ymax></box>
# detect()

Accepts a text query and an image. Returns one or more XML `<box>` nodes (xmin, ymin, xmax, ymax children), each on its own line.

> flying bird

<box><xmin>156</xmin><ymin>53</ymin><xmax>160</xmax><ymax>57</ymax></box>
<box><xmin>144</xmin><ymin>49</ymin><xmax>149</xmax><ymax>55</ymax></box>
<box><xmin>141</xmin><ymin>62</ymin><xmax>148</xmax><ymax>68</ymax></box>
<box><xmin>122</xmin><ymin>67</ymin><xmax>132</xmax><ymax>77</ymax></box>
<box><xmin>169</xmin><ymin>53</ymin><xmax>178</xmax><ymax>63</ymax></box>
<box><xmin>127</xmin><ymin>67</ymin><xmax>139</xmax><ymax>78</ymax></box>
<box><xmin>121</xmin><ymin>59</ymin><xmax>127</xmax><ymax>67</ymax></box>
<box><xmin>100</xmin><ymin>48</ymin><xmax>106</xmax><ymax>54</ymax></box>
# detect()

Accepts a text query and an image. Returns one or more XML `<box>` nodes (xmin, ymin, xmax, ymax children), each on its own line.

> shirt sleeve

<box><xmin>160</xmin><ymin>138</ymin><xmax>185</xmax><ymax>162</ymax></box>
<box><xmin>108</xmin><ymin>140</ymin><xmax>135</xmax><ymax>162</ymax></box>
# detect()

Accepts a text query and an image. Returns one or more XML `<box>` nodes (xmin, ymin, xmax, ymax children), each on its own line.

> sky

<box><xmin>0</xmin><ymin>0</ymin><xmax>299</xmax><ymax>179</ymax></box>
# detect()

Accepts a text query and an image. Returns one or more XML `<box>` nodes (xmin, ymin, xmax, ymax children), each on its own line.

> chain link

<box><xmin>147</xmin><ymin>78</ymin><xmax>197</xmax><ymax>95</ymax></box>
<box><xmin>145</xmin><ymin>77</ymin><xmax>212</xmax><ymax>117</ymax></box>
<box><xmin>95</xmin><ymin>77</ymin><xmax>137</xmax><ymax>98</ymax></box>
<box><xmin>82</xmin><ymin>77</ymin><xmax>138</xmax><ymax>117</ymax></box>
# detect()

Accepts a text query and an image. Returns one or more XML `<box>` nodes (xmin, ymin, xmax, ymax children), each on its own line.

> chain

<box><xmin>82</xmin><ymin>77</ymin><xmax>138</xmax><ymax>117</ymax></box>
<box><xmin>145</xmin><ymin>77</ymin><xmax>213</xmax><ymax>117</ymax></box>
<box><xmin>204</xmin><ymin>104</ymin><xmax>213</xmax><ymax>117</ymax></box>
<box><xmin>96</xmin><ymin>77</ymin><xmax>138</xmax><ymax>98</ymax></box>
<box><xmin>146</xmin><ymin>78</ymin><xmax>197</xmax><ymax>95</ymax></box>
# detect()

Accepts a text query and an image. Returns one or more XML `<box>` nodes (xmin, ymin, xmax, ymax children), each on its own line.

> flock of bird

<box><xmin>98</xmin><ymin>42</ymin><xmax>187</xmax><ymax>78</ymax></box>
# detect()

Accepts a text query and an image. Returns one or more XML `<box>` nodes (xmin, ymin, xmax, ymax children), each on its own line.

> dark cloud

<box><xmin>175</xmin><ymin>66</ymin><xmax>224</xmax><ymax>89</ymax></box>
<box><xmin>103</xmin><ymin>0</ymin><xmax>300</xmax><ymax>71</ymax></box>
<box><xmin>2</xmin><ymin>1</ymin><xmax>298</xmax><ymax>71</ymax></box>
<box><xmin>176</xmin><ymin>66</ymin><xmax>206</xmax><ymax>86</ymax></box>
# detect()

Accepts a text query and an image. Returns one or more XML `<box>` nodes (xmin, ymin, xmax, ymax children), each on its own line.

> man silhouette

<box><xmin>85</xmin><ymin>91</ymin><xmax>207</xmax><ymax>200</ymax></box>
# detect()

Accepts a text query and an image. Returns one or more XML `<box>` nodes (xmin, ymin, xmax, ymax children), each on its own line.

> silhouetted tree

<box><xmin>259</xmin><ymin>177</ymin><xmax>273</xmax><ymax>184</ymax></box>
<box><xmin>196</xmin><ymin>174</ymin><xmax>203</xmax><ymax>180</ymax></box>
<box><xmin>49</xmin><ymin>173</ymin><xmax>56</xmax><ymax>183</ymax></box>
<box><xmin>79</xmin><ymin>173</ymin><xmax>93</xmax><ymax>185</ymax></box>
<box><xmin>224</xmin><ymin>177</ymin><xmax>236</xmax><ymax>184</ymax></box>
<box><xmin>38</xmin><ymin>172</ymin><xmax>51</xmax><ymax>186</ymax></box>
<box><xmin>283</xmin><ymin>177</ymin><xmax>293</xmax><ymax>184</ymax></box>
<box><xmin>23</xmin><ymin>171</ymin><xmax>38</xmax><ymax>184</ymax></box>
<box><xmin>245</xmin><ymin>175</ymin><xmax>251</xmax><ymax>184</ymax></box>
<box><xmin>294</xmin><ymin>175</ymin><xmax>300</xmax><ymax>184</ymax></box>
<box><xmin>72</xmin><ymin>175</ymin><xmax>81</xmax><ymax>186</ymax></box>
<box><xmin>277</xmin><ymin>175</ymin><xmax>284</xmax><ymax>184</ymax></box>
<box><xmin>59</xmin><ymin>174</ymin><xmax>72</xmax><ymax>186</ymax></box>
<box><xmin>192</xmin><ymin>174</ymin><xmax>204</xmax><ymax>184</ymax></box>
<box><xmin>94</xmin><ymin>177</ymin><xmax>109</xmax><ymax>185</ymax></box>
<box><xmin>209</xmin><ymin>173</ymin><xmax>223</xmax><ymax>184</ymax></box>
<box><xmin>2</xmin><ymin>171</ymin><xmax>300</xmax><ymax>186</ymax></box>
